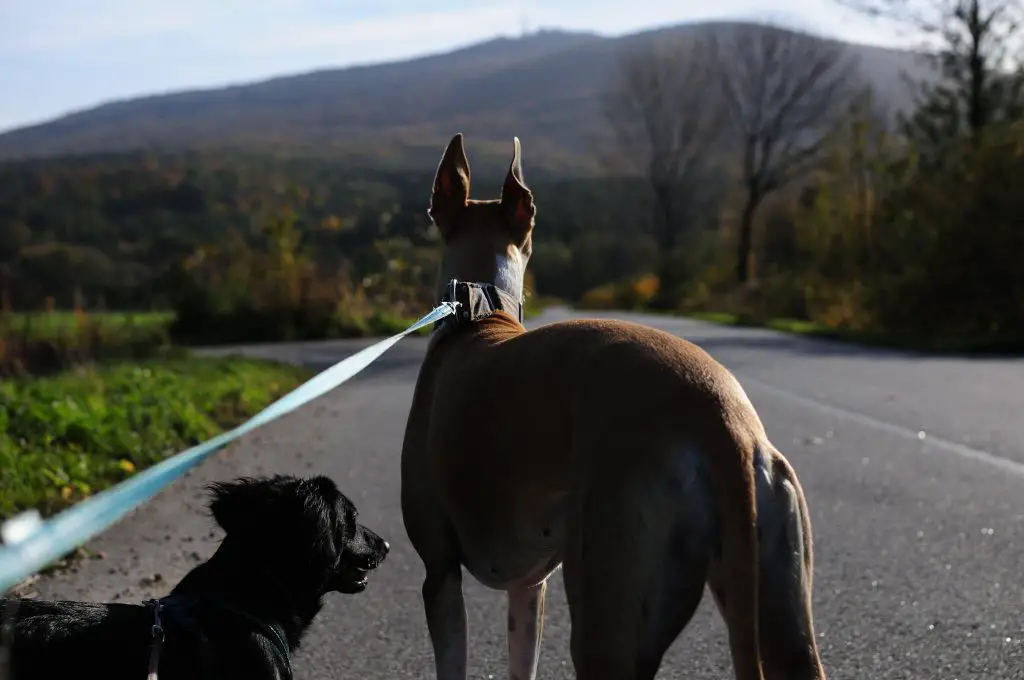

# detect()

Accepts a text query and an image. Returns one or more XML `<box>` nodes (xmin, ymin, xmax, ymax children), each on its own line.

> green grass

<box><xmin>2</xmin><ymin>311</ymin><xmax>175</xmax><ymax>340</ymax></box>
<box><xmin>3</xmin><ymin>295</ymin><xmax>556</xmax><ymax>350</ymax></box>
<box><xmin>0</xmin><ymin>357</ymin><xmax>312</xmax><ymax>522</ymax></box>
<box><xmin>1</xmin><ymin>310</ymin><xmax>176</xmax><ymax>376</ymax></box>
<box><xmin>686</xmin><ymin>312</ymin><xmax>822</xmax><ymax>335</ymax></box>
<box><xmin>685</xmin><ymin>311</ymin><xmax>744</xmax><ymax>326</ymax></box>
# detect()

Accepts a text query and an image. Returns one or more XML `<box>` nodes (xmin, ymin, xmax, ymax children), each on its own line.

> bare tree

<box><xmin>711</xmin><ymin>24</ymin><xmax>860</xmax><ymax>283</ymax></box>
<box><xmin>836</xmin><ymin>0</ymin><xmax>1022</xmax><ymax>71</ymax></box>
<box><xmin>602</xmin><ymin>35</ymin><xmax>727</xmax><ymax>287</ymax></box>
<box><xmin>835</xmin><ymin>0</ymin><xmax>1023</xmax><ymax>156</ymax></box>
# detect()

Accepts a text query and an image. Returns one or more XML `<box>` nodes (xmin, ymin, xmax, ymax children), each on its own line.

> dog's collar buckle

<box><xmin>435</xmin><ymin>279</ymin><xmax>523</xmax><ymax>334</ymax></box>
<box><xmin>445</xmin><ymin>279</ymin><xmax>469</xmax><ymax>324</ymax></box>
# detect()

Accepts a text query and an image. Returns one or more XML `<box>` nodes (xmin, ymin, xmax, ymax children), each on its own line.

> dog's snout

<box><xmin>366</xmin><ymin>535</ymin><xmax>389</xmax><ymax>565</ymax></box>
<box><xmin>349</xmin><ymin>525</ymin><xmax>389</xmax><ymax>569</ymax></box>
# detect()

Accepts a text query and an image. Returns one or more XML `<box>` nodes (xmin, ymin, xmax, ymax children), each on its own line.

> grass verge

<box><xmin>6</xmin><ymin>296</ymin><xmax>556</xmax><ymax>350</ymax></box>
<box><xmin>1</xmin><ymin>311</ymin><xmax>176</xmax><ymax>377</ymax></box>
<box><xmin>3</xmin><ymin>311</ymin><xmax>174</xmax><ymax>340</ymax></box>
<box><xmin>0</xmin><ymin>357</ymin><xmax>312</xmax><ymax>523</ymax></box>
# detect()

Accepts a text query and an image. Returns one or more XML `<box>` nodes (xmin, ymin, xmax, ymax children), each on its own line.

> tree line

<box><xmin>0</xmin><ymin>149</ymin><xmax>665</xmax><ymax>341</ymax></box>
<box><xmin>1</xmin><ymin>2</ymin><xmax>1022</xmax><ymax>348</ymax></box>
<box><xmin>599</xmin><ymin>0</ymin><xmax>1024</xmax><ymax>345</ymax></box>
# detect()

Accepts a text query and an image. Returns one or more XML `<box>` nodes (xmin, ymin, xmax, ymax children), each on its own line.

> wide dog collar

<box><xmin>434</xmin><ymin>279</ymin><xmax>523</xmax><ymax>334</ymax></box>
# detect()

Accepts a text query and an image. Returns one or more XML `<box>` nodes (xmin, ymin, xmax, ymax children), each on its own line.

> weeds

<box><xmin>0</xmin><ymin>357</ymin><xmax>310</xmax><ymax>521</ymax></box>
<box><xmin>0</xmin><ymin>310</ymin><xmax>174</xmax><ymax>377</ymax></box>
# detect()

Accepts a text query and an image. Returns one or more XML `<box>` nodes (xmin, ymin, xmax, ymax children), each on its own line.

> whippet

<box><xmin>400</xmin><ymin>133</ymin><xmax>826</xmax><ymax>680</ymax></box>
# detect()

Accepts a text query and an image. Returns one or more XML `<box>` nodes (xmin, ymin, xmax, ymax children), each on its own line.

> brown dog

<box><xmin>400</xmin><ymin>133</ymin><xmax>826</xmax><ymax>680</ymax></box>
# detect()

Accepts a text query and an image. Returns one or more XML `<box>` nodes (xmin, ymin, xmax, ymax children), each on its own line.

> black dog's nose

<box><xmin>382</xmin><ymin>540</ymin><xmax>390</xmax><ymax>554</ymax></box>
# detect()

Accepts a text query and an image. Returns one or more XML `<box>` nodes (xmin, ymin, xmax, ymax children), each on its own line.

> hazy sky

<box><xmin>0</xmin><ymin>0</ymin><xmax>907</xmax><ymax>134</ymax></box>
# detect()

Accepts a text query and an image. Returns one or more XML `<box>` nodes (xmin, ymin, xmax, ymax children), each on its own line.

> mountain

<box><xmin>0</xmin><ymin>22</ymin><xmax>934</xmax><ymax>177</ymax></box>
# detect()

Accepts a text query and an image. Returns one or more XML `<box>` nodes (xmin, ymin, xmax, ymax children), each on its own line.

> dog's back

<box><xmin>425</xmin><ymin>313</ymin><xmax>763</xmax><ymax>480</ymax></box>
<box><xmin>5</xmin><ymin>597</ymin><xmax>294</xmax><ymax>680</ymax></box>
<box><xmin>4</xmin><ymin>599</ymin><xmax>155</xmax><ymax>678</ymax></box>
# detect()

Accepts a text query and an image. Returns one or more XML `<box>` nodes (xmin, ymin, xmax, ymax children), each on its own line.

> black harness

<box><xmin>434</xmin><ymin>279</ymin><xmax>524</xmax><ymax>337</ymax></box>
<box><xmin>144</xmin><ymin>594</ymin><xmax>292</xmax><ymax>680</ymax></box>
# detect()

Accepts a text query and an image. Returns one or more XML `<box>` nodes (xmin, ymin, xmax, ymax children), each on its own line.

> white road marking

<box><xmin>737</xmin><ymin>373</ymin><xmax>1024</xmax><ymax>480</ymax></box>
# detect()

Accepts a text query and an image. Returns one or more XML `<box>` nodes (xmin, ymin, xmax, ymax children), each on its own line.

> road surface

<box><xmin>18</xmin><ymin>308</ymin><xmax>1024</xmax><ymax>679</ymax></box>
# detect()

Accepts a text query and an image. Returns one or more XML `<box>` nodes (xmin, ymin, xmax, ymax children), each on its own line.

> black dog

<box><xmin>0</xmin><ymin>474</ymin><xmax>389</xmax><ymax>680</ymax></box>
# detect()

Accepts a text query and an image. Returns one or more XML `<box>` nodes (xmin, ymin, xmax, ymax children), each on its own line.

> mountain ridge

<box><xmin>0</xmin><ymin>21</ymin><xmax>933</xmax><ymax>176</ymax></box>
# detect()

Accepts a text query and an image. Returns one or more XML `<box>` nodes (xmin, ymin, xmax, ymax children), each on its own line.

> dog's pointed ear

<box><xmin>429</xmin><ymin>133</ymin><xmax>471</xmax><ymax>241</ymax></box>
<box><xmin>500</xmin><ymin>136</ymin><xmax>535</xmax><ymax>245</ymax></box>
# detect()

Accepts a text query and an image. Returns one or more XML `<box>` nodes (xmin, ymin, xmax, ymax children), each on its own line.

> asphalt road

<box><xmin>19</xmin><ymin>308</ymin><xmax>1024</xmax><ymax>679</ymax></box>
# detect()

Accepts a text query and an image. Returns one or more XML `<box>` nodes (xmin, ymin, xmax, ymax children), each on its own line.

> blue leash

<box><xmin>0</xmin><ymin>302</ymin><xmax>457</xmax><ymax>594</ymax></box>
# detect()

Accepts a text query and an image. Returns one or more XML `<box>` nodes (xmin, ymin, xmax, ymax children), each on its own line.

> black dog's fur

<box><xmin>0</xmin><ymin>474</ymin><xmax>389</xmax><ymax>680</ymax></box>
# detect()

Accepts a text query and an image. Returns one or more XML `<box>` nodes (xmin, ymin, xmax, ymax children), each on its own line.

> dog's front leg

<box><xmin>423</xmin><ymin>566</ymin><xmax>468</xmax><ymax>680</ymax></box>
<box><xmin>506</xmin><ymin>579</ymin><xmax>548</xmax><ymax>680</ymax></box>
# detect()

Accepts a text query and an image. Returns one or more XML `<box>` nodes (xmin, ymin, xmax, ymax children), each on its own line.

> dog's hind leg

<box><xmin>506</xmin><ymin>579</ymin><xmax>547</xmax><ymax>680</ymax></box>
<box><xmin>709</xmin><ymin>448</ymin><xmax>826</xmax><ymax>680</ymax></box>
<box><xmin>563</xmin><ymin>447</ymin><xmax>715</xmax><ymax>680</ymax></box>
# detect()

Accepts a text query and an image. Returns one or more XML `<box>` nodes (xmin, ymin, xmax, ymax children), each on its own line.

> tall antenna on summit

<box><xmin>520</xmin><ymin>2</ymin><xmax>529</xmax><ymax>37</ymax></box>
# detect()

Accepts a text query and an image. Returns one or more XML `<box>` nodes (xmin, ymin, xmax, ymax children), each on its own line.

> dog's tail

<box><xmin>713</xmin><ymin>433</ymin><xmax>765</xmax><ymax>680</ymax></box>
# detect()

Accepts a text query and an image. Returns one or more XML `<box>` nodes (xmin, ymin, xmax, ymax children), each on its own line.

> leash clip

<box><xmin>145</xmin><ymin>599</ymin><xmax>165</xmax><ymax>680</ymax></box>
<box><xmin>147</xmin><ymin>599</ymin><xmax>164</xmax><ymax>642</ymax></box>
<box><xmin>443</xmin><ymin>279</ymin><xmax>465</xmax><ymax>322</ymax></box>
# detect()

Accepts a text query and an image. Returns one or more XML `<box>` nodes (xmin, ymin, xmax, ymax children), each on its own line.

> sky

<box><xmin>0</xmin><ymin>0</ymin><xmax>911</xmax><ymax>134</ymax></box>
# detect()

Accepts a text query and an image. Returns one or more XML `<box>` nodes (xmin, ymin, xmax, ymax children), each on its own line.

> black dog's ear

<box><xmin>428</xmin><ymin>133</ymin><xmax>471</xmax><ymax>242</ymax></box>
<box><xmin>301</xmin><ymin>475</ymin><xmax>343</xmax><ymax>529</ymax></box>
<box><xmin>207</xmin><ymin>477</ymin><xmax>269</xmax><ymax>536</ymax></box>
<box><xmin>301</xmin><ymin>475</ymin><xmax>340</xmax><ymax>505</ymax></box>
<box><xmin>500</xmin><ymin>136</ymin><xmax>535</xmax><ymax>246</ymax></box>
<box><xmin>300</xmin><ymin>475</ymin><xmax>347</xmax><ymax>554</ymax></box>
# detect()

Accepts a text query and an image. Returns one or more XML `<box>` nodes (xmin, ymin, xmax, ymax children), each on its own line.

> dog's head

<box><xmin>207</xmin><ymin>475</ymin><xmax>389</xmax><ymax>596</ymax></box>
<box><xmin>428</xmin><ymin>133</ymin><xmax>536</xmax><ymax>302</ymax></box>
